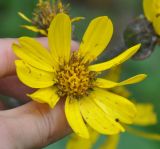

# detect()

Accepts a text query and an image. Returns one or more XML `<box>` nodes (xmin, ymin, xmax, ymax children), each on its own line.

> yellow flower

<box><xmin>66</xmin><ymin>67</ymin><xmax>157</xmax><ymax>149</ymax></box>
<box><xmin>18</xmin><ymin>0</ymin><xmax>84</xmax><ymax>36</ymax></box>
<box><xmin>99</xmin><ymin>135</ymin><xmax>119</xmax><ymax>149</ymax></box>
<box><xmin>66</xmin><ymin>103</ymin><xmax>158</xmax><ymax>149</ymax></box>
<box><xmin>13</xmin><ymin>13</ymin><xmax>147</xmax><ymax>138</ymax></box>
<box><xmin>143</xmin><ymin>0</ymin><xmax>160</xmax><ymax>35</ymax></box>
<box><xmin>67</xmin><ymin>127</ymin><xmax>99</xmax><ymax>149</ymax></box>
<box><xmin>133</xmin><ymin>103</ymin><xmax>157</xmax><ymax>126</ymax></box>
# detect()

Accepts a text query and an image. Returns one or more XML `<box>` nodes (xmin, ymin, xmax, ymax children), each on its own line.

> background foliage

<box><xmin>0</xmin><ymin>0</ymin><xmax>160</xmax><ymax>148</ymax></box>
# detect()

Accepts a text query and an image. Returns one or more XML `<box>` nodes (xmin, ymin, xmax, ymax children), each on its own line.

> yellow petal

<box><xmin>99</xmin><ymin>135</ymin><xmax>120</xmax><ymax>149</ymax></box>
<box><xmin>118</xmin><ymin>74</ymin><xmax>147</xmax><ymax>85</ymax></box>
<box><xmin>153</xmin><ymin>15</ymin><xmax>160</xmax><ymax>35</ymax></box>
<box><xmin>13</xmin><ymin>37</ymin><xmax>55</xmax><ymax>72</ymax></box>
<box><xmin>19</xmin><ymin>37</ymin><xmax>55</xmax><ymax>68</ymax></box>
<box><xmin>28</xmin><ymin>86</ymin><xmax>60</xmax><ymax>108</ymax></box>
<box><xmin>48</xmin><ymin>13</ymin><xmax>71</xmax><ymax>65</ymax></box>
<box><xmin>95</xmin><ymin>74</ymin><xmax>147</xmax><ymax>88</ymax></box>
<box><xmin>18</xmin><ymin>37</ymin><xmax>52</xmax><ymax>64</ymax></box>
<box><xmin>95</xmin><ymin>78</ymin><xmax>118</xmax><ymax>88</ymax></box>
<box><xmin>71</xmin><ymin>17</ymin><xmax>85</xmax><ymax>23</ymax></box>
<box><xmin>15</xmin><ymin>60</ymin><xmax>55</xmax><ymax>88</ymax></box>
<box><xmin>104</xmin><ymin>66</ymin><xmax>131</xmax><ymax>98</ymax></box>
<box><xmin>111</xmin><ymin>86</ymin><xmax>131</xmax><ymax>98</ymax></box>
<box><xmin>18</xmin><ymin>12</ymin><xmax>32</xmax><ymax>23</ymax></box>
<box><xmin>88</xmin><ymin>44</ymin><xmax>141</xmax><ymax>72</ymax></box>
<box><xmin>65</xmin><ymin>96</ymin><xmax>89</xmax><ymax>138</ymax></box>
<box><xmin>93</xmin><ymin>88</ymin><xmax>137</xmax><ymax>124</ymax></box>
<box><xmin>79</xmin><ymin>92</ymin><xmax>124</xmax><ymax>135</ymax></box>
<box><xmin>133</xmin><ymin>103</ymin><xmax>157</xmax><ymax>126</ymax></box>
<box><xmin>104</xmin><ymin>66</ymin><xmax>121</xmax><ymax>82</ymax></box>
<box><xmin>143</xmin><ymin>0</ymin><xmax>154</xmax><ymax>22</ymax></box>
<box><xmin>78</xmin><ymin>16</ymin><xmax>113</xmax><ymax>63</ymax></box>
<box><xmin>143</xmin><ymin>0</ymin><xmax>160</xmax><ymax>22</ymax></box>
<box><xmin>66</xmin><ymin>128</ymin><xmax>99</xmax><ymax>149</ymax></box>
<box><xmin>21</xmin><ymin>25</ymin><xmax>47</xmax><ymax>36</ymax></box>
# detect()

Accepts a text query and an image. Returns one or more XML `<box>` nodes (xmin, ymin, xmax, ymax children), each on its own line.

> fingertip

<box><xmin>71</xmin><ymin>40</ymin><xmax>79</xmax><ymax>51</ymax></box>
<box><xmin>0</xmin><ymin>38</ymin><xmax>17</xmax><ymax>78</ymax></box>
<box><xmin>0</xmin><ymin>101</ymin><xmax>6</xmax><ymax>110</ymax></box>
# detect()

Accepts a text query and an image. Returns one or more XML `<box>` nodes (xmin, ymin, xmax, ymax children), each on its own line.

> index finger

<box><xmin>0</xmin><ymin>38</ymin><xmax>79</xmax><ymax>78</ymax></box>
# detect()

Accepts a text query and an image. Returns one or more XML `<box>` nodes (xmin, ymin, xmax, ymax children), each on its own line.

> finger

<box><xmin>0</xmin><ymin>101</ymin><xmax>5</xmax><ymax>110</ymax></box>
<box><xmin>0</xmin><ymin>75</ymin><xmax>33</xmax><ymax>102</ymax></box>
<box><xmin>0</xmin><ymin>100</ymin><xmax>71</xmax><ymax>148</ymax></box>
<box><xmin>0</xmin><ymin>38</ymin><xmax>79</xmax><ymax>78</ymax></box>
<box><xmin>0</xmin><ymin>38</ymin><xmax>17</xmax><ymax>77</ymax></box>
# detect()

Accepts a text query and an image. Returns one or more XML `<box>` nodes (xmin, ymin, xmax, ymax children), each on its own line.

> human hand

<box><xmin>0</xmin><ymin>38</ymin><xmax>79</xmax><ymax>149</ymax></box>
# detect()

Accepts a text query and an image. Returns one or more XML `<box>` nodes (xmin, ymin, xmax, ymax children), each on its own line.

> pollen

<box><xmin>57</xmin><ymin>53</ymin><xmax>96</xmax><ymax>98</ymax></box>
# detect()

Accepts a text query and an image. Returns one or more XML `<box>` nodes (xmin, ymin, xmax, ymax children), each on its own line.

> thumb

<box><xmin>0</xmin><ymin>100</ymin><xmax>71</xmax><ymax>149</ymax></box>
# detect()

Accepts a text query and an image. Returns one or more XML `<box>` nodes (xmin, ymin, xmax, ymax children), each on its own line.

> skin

<box><xmin>0</xmin><ymin>38</ymin><xmax>79</xmax><ymax>149</ymax></box>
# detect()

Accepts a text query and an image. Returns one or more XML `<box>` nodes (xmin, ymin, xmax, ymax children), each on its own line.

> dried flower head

<box><xmin>123</xmin><ymin>0</ymin><xmax>160</xmax><ymax>60</ymax></box>
<box><xmin>18</xmin><ymin>0</ymin><xmax>84</xmax><ymax>36</ymax></box>
<box><xmin>124</xmin><ymin>15</ymin><xmax>157</xmax><ymax>60</ymax></box>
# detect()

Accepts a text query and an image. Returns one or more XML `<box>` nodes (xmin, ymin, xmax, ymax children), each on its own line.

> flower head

<box><xmin>13</xmin><ymin>13</ymin><xmax>147</xmax><ymax>138</ymax></box>
<box><xmin>143</xmin><ymin>0</ymin><xmax>160</xmax><ymax>35</ymax></box>
<box><xmin>18</xmin><ymin>0</ymin><xmax>84</xmax><ymax>36</ymax></box>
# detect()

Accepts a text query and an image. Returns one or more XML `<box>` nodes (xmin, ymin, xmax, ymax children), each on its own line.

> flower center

<box><xmin>56</xmin><ymin>53</ymin><xmax>96</xmax><ymax>98</ymax></box>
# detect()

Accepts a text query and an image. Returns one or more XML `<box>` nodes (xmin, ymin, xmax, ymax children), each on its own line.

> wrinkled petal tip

<box><xmin>27</xmin><ymin>93</ymin><xmax>51</xmax><ymax>108</ymax></box>
<box><xmin>27</xmin><ymin>93</ymin><xmax>55</xmax><ymax>108</ymax></box>
<box><xmin>27</xmin><ymin>87</ymin><xmax>60</xmax><ymax>109</ymax></box>
<box><xmin>26</xmin><ymin>93</ymin><xmax>33</xmax><ymax>99</ymax></box>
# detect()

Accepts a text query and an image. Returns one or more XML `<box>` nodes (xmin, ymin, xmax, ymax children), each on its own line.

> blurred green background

<box><xmin>0</xmin><ymin>0</ymin><xmax>160</xmax><ymax>148</ymax></box>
